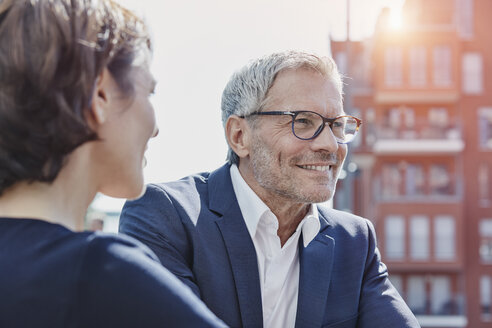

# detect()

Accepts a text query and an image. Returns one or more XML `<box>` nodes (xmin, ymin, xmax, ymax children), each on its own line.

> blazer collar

<box><xmin>210</xmin><ymin>163</ymin><xmax>264</xmax><ymax>327</ymax></box>
<box><xmin>208</xmin><ymin>163</ymin><xmax>237</xmax><ymax>215</ymax></box>
<box><xmin>295</xmin><ymin>210</ymin><xmax>335</xmax><ymax>328</ymax></box>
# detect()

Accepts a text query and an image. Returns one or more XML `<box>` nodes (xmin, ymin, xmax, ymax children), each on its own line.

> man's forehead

<box><xmin>266</xmin><ymin>68</ymin><xmax>343</xmax><ymax>112</ymax></box>
<box><xmin>273</xmin><ymin>67</ymin><xmax>340</xmax><ymax>92</ymax></box>
<box><xmin>327</xmin><ymin>97</ymin><xmax>344</xmax><ymax>114</ymax></box>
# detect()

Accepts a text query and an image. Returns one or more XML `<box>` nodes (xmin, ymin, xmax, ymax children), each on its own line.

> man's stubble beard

<box><xmin>249</xmin><ymin>134</ymin><xmax>338</xmax><ymax>204</ymax></box>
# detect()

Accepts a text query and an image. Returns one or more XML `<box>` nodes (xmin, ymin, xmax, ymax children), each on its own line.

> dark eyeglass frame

<box><xmin>240</xmin><ymin>110</ymin><xmax>362</xmax><ymax>143</ymax></box>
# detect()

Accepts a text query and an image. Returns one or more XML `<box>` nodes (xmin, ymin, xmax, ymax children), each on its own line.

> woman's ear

<box><xmin>90</xmin><ymin>68</ymin><xmax>113</xmax><ymax>125</ymax></box>
<box><xmin>225</xmin><ymin>115</ymin><xmax>251</xmax><ymax>159</ymax></box>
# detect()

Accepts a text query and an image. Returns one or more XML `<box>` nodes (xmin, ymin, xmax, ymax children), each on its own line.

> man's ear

<box><xmin>225</xmin><ymin>115</ymin><xmax>251</xmax><ymax>159</ymax></box>
<box><xmin>90</xmin><ymin>68</ymin><xmax>113</xmax><ymax>125</ymax></box>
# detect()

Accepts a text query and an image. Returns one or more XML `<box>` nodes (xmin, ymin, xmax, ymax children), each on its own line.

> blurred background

<box><xmin>86</xmin><ymin>0</ymin><xmax>492</xmax><ymax>327</ymax></box>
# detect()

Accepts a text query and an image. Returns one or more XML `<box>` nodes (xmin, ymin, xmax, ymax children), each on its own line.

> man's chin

<box><xmin>311</xmin><ymin>193</ymin><xmax>333</xmax><ymax>204</ymax></box>
<box><xmin>296</xmin><ymin>188</ymin><xmax>334</xmax><ymax>204</ymax></box>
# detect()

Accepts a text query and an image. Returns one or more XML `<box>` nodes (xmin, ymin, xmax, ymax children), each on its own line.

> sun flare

<box><xmin>389</xmin><ymin>8</ymin><xmax>403</xmax><ymax>30</ymax></box>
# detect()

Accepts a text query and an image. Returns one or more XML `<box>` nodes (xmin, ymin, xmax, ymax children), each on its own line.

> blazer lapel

<box><xmin>295</xmin><ymin>213</ymin><xmax>335</xmax><ymax>328</ymax></box>
<box><xmin>209</xmin><ymin>164</ymin><xmax>263</xmax><ymax>328</ymax></box>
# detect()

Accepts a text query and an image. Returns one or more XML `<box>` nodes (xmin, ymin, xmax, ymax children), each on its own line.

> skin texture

<box><xmin>226</xmin><ymin>67</ymin><xmax>347</xmax><ymax>245</ymax></box>
<box><xmin>92</xmin><ymin>64</ymin><xmax>158</xmax><ymax>200</ymax></box>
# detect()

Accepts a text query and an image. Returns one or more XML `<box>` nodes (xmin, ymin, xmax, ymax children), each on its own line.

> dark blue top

<box><xmin>0</xmin><ymin>218</ymin><xmax>226</xmax><ymax>328</ymax></box>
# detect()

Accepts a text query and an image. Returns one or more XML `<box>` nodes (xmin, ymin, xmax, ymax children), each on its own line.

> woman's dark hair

<box><xmin>0</xmin><ymin>0</ymin><xmax>151</xmax><ymax>194</ymax></box>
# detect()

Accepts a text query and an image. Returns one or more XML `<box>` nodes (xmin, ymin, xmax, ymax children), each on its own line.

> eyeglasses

<box><xmin>240</xmin><ymin>110</ymin><xmax>362</xmax><ymax>144</ymax></box>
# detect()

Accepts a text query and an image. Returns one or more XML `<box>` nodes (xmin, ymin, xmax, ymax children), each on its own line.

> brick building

<box><xmin>331</xmin><ymin>0</ymin><xmax>492</xmax><ymax>327</ymax></box>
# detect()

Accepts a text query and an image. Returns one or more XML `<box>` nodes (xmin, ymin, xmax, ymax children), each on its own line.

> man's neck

<box><xmin>236</xmin><ymin>163</ymin><xmax>310</xmax><ymax>246</ymax></box>
<box><xmin>264</xmin><ymin>199</ymin><xmax>310</xmax><ymax>246</ymax></box>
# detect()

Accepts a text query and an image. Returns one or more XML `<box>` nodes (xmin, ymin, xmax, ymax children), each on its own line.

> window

<box><xmin>481</xmin><ymin>275</ymin><xmax>492</xmax><ymax>321</ymax></box>
<box><xmin>385</xmin><ymin>47</ymin><xmax>402</xmax><ymax>87</ymax></box>
<box><xmin>385</xmin><ymin>107</ymin><xmax>413</xmax><ymax>129</ymax></box>
<box><xmin>407</xmin><ymin>276</ymin><xmax>426</xmax><ymax>314</ymax></box>
<box><xmin>462</xmin><ymin>53</ymin><xmax>483</xmax><ymax>94</ymax></box>
<box><xmin>431</xmin><ymin>276</ymin><xmax>452</xmax><ymax>315</ymax></box>
<box><xmin>479</xmin><ymin>163</ymin><xmax>490</xmax><ymax>206</ymax></box>
<box><xmin>385</xmin><ymin>215</ymin><xmax>405</xmax><ymax>260</ymax></box>
<box><xmin>405</xmin><ymin>164</ymin><xmax>424</xmax><ymax>196</ymax></box>
<box><xmin>365</xmin><ymin>108</ymin><xmax>376</xmax><ymax>145</ymax></box>
<box><xmin>423</xmin><ymin>108</ymin><xmax>450</xmax><ymax>139</ymax></box>
<box><xmin>353</xmin><ymin>53</ymin><xmax>371</xmax><ymax>87</ymax></box>
<box><xmin>401</xmin><ymin>274</ymin><xmax>459</xmax><ymax>316</ymax></box>
<box><xmin>389</xmin><ymin>274</ymin><xmax>404</xmax><ymax>298</ymax></box>
<box><xmin>456</xmin><ymin>0</ymin><xmax>474</xmax><ymax>39</ymax></box>
<box><xmin>433</xmin><ymin>45</ymin><xmax>452</xmax><ymax>87</ymax></box>
<box><xmin>409</xmin><ymin>46</ymin><xmax>426</xmax><ymax>87</ymax></box>
<box><xmin>382</xmin><ymin>107</ymin><xmax>415</xmax><ymax>139</ymax></box>
<box><xmin>434</xmin><ymin>216</ymin><xmax>456</xmax><ymax>261</ymax></box>
<box><xmin>478</xmin><ymin>107</ymin><xmax>492</xmax><ymax>150</ymax></box>
<box><xmin>410</xmin><ymin>215</ymin><xmax>429</xmax><ymax>260</ymax></box>
<box><xmin>480</xmin><ymin>219</ymin><xmax>492</xmax><ymax>263</ymax></box>
<box><xmin>402</xmin><ymin>108</ymin><xmax>415</xmax><ymax>130</ymax></box>
<box><xmin>388</xmin><ymin>108</ymin><xmax>401</xmax><ymax>129</ymax></box>
<box><xmin>382</xmin><ymin>164</ymin><xmax>401</xmax><ymax>198</ymax></box>
<box><xmin>428</xmin><ymin>108</ymin><xmax>449</xmax><ymax>128</ymax></box>
<box><xmin>429</xmin><ymin>164</ymin><xmax>452</xmax><ymax>195</ymax></box>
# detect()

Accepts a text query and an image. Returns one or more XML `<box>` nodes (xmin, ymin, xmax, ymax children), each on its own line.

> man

<box><xmin>120</xmin><ymin>51</ymin><xmax>419</xmax><ymax>328</ymax></box>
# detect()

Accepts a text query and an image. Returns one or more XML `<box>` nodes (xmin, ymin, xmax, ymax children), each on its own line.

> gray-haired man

<box><xmin>120</xmin><ymin>51</ymin><xmax>420</xmax><ymax>328</ymax></box>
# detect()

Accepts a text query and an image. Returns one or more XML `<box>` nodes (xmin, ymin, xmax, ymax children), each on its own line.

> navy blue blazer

<box><xmin>120</xmin><ymin>164</ymin><xmax>420</xmax><ymax>328</ymax></box>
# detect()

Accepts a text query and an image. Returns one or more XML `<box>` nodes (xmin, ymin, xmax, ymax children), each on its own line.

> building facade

<box><xmin>331</xmin><ymin>0</ymin><xmax>492</xmax><ymax>327</ymax></box>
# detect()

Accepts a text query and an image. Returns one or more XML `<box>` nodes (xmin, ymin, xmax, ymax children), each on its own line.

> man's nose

<box><xmin>310</xmin><ymin>123</ymin><xmax>339</xmax><ymax>152</ymax></box>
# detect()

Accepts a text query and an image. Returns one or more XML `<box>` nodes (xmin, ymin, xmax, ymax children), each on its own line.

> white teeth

<box><xmin>300</xmin><ymin>165</ymin><xmax>331</xmax><ymax>172</ymax></box>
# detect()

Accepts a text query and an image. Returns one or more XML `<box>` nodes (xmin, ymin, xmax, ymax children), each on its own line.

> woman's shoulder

<box><xmin>76</xmin><ymin>231</ymin><xmax>226</xmax><ymax>327</ymax></box>
<box><xmin>80</xmin><ymin>231</ymin><xmax>160</xmax><ymax>267</ymax></box>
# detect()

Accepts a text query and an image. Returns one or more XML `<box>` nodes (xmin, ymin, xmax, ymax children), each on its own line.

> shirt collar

<box><xmin>230</xmin><ymin>164</ymin><xmax>269</xmax><ymax>239</ymax></box>
<box><xmin>230</xmin><ymin>164</ymin><xmax>320</xmax><ymax>247</ymax></box>
<box><xmin>297</xmin><ymin>205</ymin><xmax>320</xmax><ymax>247</ymax></box>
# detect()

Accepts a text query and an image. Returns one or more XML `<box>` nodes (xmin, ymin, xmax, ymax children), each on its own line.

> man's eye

<box><xmin>294</xmin><ymin>118</ymin><xmax>314</xmax><ymax>126</ymax></box>
<box><xmin>332</xmin><ymin>121</ymin><xmax>345</xmax><ymax>128</ymax></box>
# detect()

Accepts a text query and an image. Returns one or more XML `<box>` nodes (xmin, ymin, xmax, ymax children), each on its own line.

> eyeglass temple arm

<box><xmin>239</xmin><ymin>111</ymin><xmax>295</xmax><ymax>118</ymax></box>
<box><xmin>323</xmin><ymin>116</ymin><xmax>363</xmax><ymax>127</ymax></box>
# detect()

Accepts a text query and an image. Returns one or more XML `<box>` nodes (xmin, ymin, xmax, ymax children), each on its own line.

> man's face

<box><xmin>243</xmin><ymin>68</ymin><xmax>347</xmax><ymax>205</ymax></box>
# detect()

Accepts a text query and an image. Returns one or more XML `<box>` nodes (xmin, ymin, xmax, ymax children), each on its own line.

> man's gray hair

<box><xmin>221</xmin><ymin>50</ymin><xmax>343</xmax><ymax>165</ymax></box>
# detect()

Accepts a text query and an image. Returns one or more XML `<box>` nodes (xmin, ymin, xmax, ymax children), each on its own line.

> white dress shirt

<box><xmin>230</xmin><ymin>164</ymin><xmax>321</xmax><ymax>328</ymax></box>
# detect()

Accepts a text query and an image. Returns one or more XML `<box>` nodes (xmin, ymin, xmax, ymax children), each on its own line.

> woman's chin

<box><xmin>100</xmin><ymin>177</ymin><xmax>145</xmax><ymax>200</ymax></box>
<box><xmin>129</xmin><ymin>183</ymin><xmax>147</xmax><ymax>200</ymax></box>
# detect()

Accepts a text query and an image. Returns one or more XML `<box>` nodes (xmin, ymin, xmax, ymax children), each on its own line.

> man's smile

<box><xmin>297</xmin><ymin>164</ymin><xmax>333</xmax><ymax>172</ymax></box>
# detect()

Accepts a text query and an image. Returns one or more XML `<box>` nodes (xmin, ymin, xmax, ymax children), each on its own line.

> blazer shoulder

<box><xmin>317</xmin><ymin>206</ymin><xmax>373</xmax><ymax>238</ymax></box>
<box><xmin>129</xmin><ymin>171</ymin><xmax>212</xmax><ymax>206</ymax></box>
<box><xmin>152</xmin><ymin>171</ymin><xmax>211</xmax><ymax>195</ymax></box>
<box><xmin>122</xmin><ymin>171</ymin><xmax>214</xmax><ymax>229</ymax></box>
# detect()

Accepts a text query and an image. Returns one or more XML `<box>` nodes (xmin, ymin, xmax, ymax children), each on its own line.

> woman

<box><xmin>0</xmin><ymin>0</ymin><xmax>224</xmax><ymax>327</ymax></box>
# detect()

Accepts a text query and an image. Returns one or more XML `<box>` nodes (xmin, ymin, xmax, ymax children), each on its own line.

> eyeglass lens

<box><xmin>293</xmin><ymin>112</ymin><xmax>358</xmax><ymax>142</ymax></box>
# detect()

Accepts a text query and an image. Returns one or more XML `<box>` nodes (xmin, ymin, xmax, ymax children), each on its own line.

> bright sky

<box><xmin>92</xmin><ymin>0</ymin><xmax>405</xmax><ymax>212</ymax></box>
